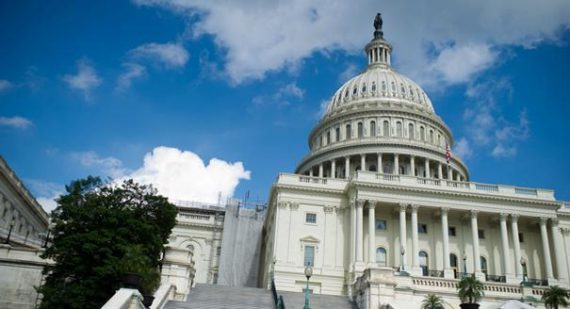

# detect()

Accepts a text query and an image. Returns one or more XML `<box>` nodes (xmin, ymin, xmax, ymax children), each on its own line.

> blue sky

<box><xmin>1</xmin><ymin>1</ymin><xmax>570</xmax><ymax>211</ymax></box>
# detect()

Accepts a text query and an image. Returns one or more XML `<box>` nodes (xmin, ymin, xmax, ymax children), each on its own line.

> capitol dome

<box><xmin>296</xmin><ymin>13</ymin><xmax>469</xmax><ymax>182</ymax></box>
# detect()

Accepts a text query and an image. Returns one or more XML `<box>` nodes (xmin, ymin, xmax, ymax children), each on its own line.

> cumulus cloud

<box><xmin>0</xmin><ymin>80</ymin><xmax>14</xmax><ymax>93</ymax></box>
<box><xmin>71</xmin><ymin>151</ymin><xmax>128</xmax><ymax>178</ymax></box>
<box><xmin>253</xmin><ymin>82</ymin><xmax>305</xmax><ymax>107</ymax></box>
<box><xmin>0</xmin><ymin>116</ymin><xmax>32</xmax><ymax>129</ymax></box>
<box><xmin>456</xmin><ymin>79</ymin><xmax>529</xmax><ymax>159</ymax></box>
<box><xmin>132</xmin><ymin>0</ymin><xmax>570</xmax><ymax>86</ymax></box>
<box><xmin>453</xmin><ymin>137</ymin><xmax>472</xmax><ymax>159</ymax></box>
<box><xmin>129</xmin><ymin>42</ymin><xmax>189</xmax><ymax>69</ymax></box>
<box><xmin>125</xmin><ymin>146</ymin><xmax>250</xmax><ymax>204</ymax></box>
<box><xmin>62</xmin><ymin>59</ymin><xmax>102</xmax><ymax>100</ymax></box>
<box><xmin>116</xmin><ymin>62</ymin><xmax>147</xmax><ymax>90</ymax></box>
<box><xmin>26</xmin><ymin>180</ymin><xmax>64</xmax><ymax>213</ymax></box>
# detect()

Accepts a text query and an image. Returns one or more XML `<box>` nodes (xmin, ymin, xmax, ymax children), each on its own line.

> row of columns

<box><xmin>307</xmin><ymin>153</ymin><xmax>465</xmax><ymax>181</ymax></box>
<box><xmin>349</xmin><ymin>201</ymin><xmax>568</xmax><ymax>284</ymax></box>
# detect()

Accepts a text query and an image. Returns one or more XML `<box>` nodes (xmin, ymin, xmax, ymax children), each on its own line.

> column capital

<box><xmin>410</xmin><ymin>204</ymin><xmax>420</xmax><ymax>211</ymax></box>
<box><xmin>324</xmin><ymin>206</ymin><xmax>335</xmax><ymax>213</ymax></box>
<box><xmin>499</xmin><ymin>213</ymin><xmax>509</xmax><ymax>221</ymax></box>
<box><xmin>356</xmin><ymin>200</ymin><xmax>365</xmax><ymax>208</ymax></box>
<box><xmin>289</xmin><ymin>202</ymin><xmax>299</xmax><ymax>210</ymax></box>
<box><xmin>470</xmin><ymin>209</ymin><xmax>479</xmax><ymax>218</ymax></box>
<box><xmin>399</xmin><ymin>203</ymin><xmax>408</xmax><ymax>211</ymax></box>
<box><xmin>540</xmin><ymin>217</ymin><xmax>549</xmax><ymax>225</ymax></box>
<box><xmin>551</xmin><ymin>218</ymin><xmax>560</xmax><ymax>225</ymax></box>
<box><xmin>440</xmin><ymin>207</ymin><xmax>449</xmax><ymax>215</ymax></box>
<box><xmin>277</xmin><ymin>201</ymin><xmax>288</xmax><ymax>208</ymax></box>
<box><xmin>366</xmin><ymin>202</ymin><xmax>376</xmax><ymax>210</ymax></box>
<box><xmin>511</xmin><ymin>214</ymin><xmax>520</xmax><ymax>222</ymax></box>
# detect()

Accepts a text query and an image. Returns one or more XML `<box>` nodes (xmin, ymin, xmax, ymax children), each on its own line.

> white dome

<box><xmin>324</xmin><ymin>66</ymin><xmax>435</xmax><ymax>117</ymax></box>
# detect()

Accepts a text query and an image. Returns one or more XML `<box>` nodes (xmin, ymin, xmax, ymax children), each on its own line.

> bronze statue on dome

<box><xmin>373</xmin><ymin>13</ymin><xmax>384</xmax><ymax>39</ymax></box>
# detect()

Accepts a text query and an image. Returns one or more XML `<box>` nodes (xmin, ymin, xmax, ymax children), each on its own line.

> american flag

<box><xmin>445</xmin><ymin>143</ymin><xmax>451</xmax><ymax>164</ymax></box>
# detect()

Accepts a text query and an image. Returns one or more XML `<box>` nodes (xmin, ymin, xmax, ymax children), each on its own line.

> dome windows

<box><xmin>353</xmin><ymin>87</ymin><xmax>358</xmax><ymax>96</ymax></box>
<box><xmin>361</xmin><ymin>83</ymin><xmax>367</xmax><ymax>93</ymax></box>
<box><xmin>371</xmin><ymin>82</ymin><xmax>377</xmax><ymax>93</ymax></box>
<box><xmin>383</xmin><ymin>120</ymin><xmax>390</xmax><ymax>137</ymax></box>
<box><xmin>370</xmin><ymin>121</ymin><xmax>376</xmax><ymax>136</ymax></box>
<box><xmin>400</xmin><ymin>83</ymin><xmax>406</xmax><ymax>98</ymax></box>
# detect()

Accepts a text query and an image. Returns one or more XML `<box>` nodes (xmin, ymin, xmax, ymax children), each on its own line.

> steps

<box><xmin>164</xmin><ymin>284</ymin><xmax>356</xmax><ymax>309</ymax></box>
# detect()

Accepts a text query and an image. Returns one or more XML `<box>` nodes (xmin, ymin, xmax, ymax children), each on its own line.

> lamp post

<box><xmin>400</xmin><ymin>245</ymin><xmax>405</xmax><ymax>272</ymax></box>
<box><xmin>304</xmin><ymin>263</ymin><xmax>313</xmax><ymax>309</ymax></box>
<box><xmin>4</xmin><ymin>217</ymin><xmax>15</xmax><ymax>244</ymax></box>
<box><xmin>463</xmin><ymin>254</ymin><xmax>467</xmax><ymax>276</ymax></box>
<box><xmin>520</xmin><ymin>258</ymin><xmax>527</xmax><ymax>283</ymax></box>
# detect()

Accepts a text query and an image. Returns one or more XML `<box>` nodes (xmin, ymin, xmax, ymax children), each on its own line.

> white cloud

<box><xmin>26</xmin><ymin>179</ymin><xmax>64</xmax><ymax>213</ymax></box>
<box><xmin>338</xmin><ymin>63</ymin><xmax>360</xmax><ymax>83</ymax></box>
<box><xmin>132</xmin><ymin>0</ymin><xmax>570</xmax><ymax>86</ymax></box>
<box><xmin>129</xmin><ymin>42</ymin><xmax>189</xmax><ymax>69</ymax></box>
<box><xmin>453</xmin><ymin>137</ymin><xmax>472</xmax><ymax>159</ymax></box>
<box><xmin>71</xmin><ymin>151</ymin><xmax>128</xmax><ymax>178</ymax></box>
<box><xmin>253</xmin><ymin>82</ymin><xmax>305</xmax><ymax>107</ymax></box>
<box><xmin>0</xmin><ymin>80</ymin><xmax>14</xmax><ymax>93</ymax></box>
<box><xmin>116</xmin><ymin>62</ymin><xmax>147</xmax><ymax>90</ymax></box>
<box><xmin>276</xmin><ymin>82</ymin><xmax>304</xmax><ymax>100</ymax></box>
<box><xmin>315</xmin><ymin>99</ymin><xmax>329</xmax><ymax>119</ymax></box>
<box><xmin>62</xmin><ymin>59</ymin><xmax>102</xmax><ymax>100</ymax></box>
<box><xmin>0</xmin><ymin>116</ymin><xmax>32</xmax><ymax>129</ymax></box>
<box><xmin>125</xmin><ymin>146</ymin><xmax>250</xmax><ymax>204</ymax></box>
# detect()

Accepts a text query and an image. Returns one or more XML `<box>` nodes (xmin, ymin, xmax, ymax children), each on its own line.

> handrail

<box><xmin>271</xmin><ymin>271</ymin><xmax>286</xmax><ymax>309</ymax></box>
<box><xmin>150</xmin><ymin>283</ymin><xmax>176</xmax><ymax>309</ymax></box>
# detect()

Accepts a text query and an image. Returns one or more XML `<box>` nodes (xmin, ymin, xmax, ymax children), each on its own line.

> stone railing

<box><xmin>150</xmin><ymin>283</ymin><xmax>176</xmax><ymax>309</ymax></box>
<box><xmin>101</xmin><ymin>288</ymin><xmax>144</xmax><ymax>309</ymax></box>
<box><xmin>276</xmin><ymin>173</ymin><xmax>348</xmax><ymax>191</ymax></box>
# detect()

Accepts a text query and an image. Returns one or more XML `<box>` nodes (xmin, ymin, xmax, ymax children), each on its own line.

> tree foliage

<box><xmin>421</xmin><ymin>293</ymin><xmax>445</xmax><ymax>309</ymax></box>
<box><xmin>542</xmin><ymin>285</ymin><xmax>569</xmax><ymax>309</ymax></box>
<box><xmin>38</xmin><ymin>176</ymin><xmax>178</xmax><ymax>309</ymax></box>
<box><xmin>457</xmin><ymin>274</ymin><xmax>484</xmax><ymax>304</ymax></box>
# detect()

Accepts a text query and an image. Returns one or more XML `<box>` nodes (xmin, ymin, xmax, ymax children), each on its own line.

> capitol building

<box><xmin>258</xmin><ymin>13</ymin><xmax>570</xmax><ymax>309</ymax></box>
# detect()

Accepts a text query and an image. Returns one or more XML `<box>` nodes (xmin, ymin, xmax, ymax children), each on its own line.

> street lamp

<box><xmin>520</xmin><ymin>257</ymin><xmax>527</xmax><ymax>283</ymax></box>
<box><xmin>463</xmin><ymin>254</ymin><xmax>467</xmax><ymax>275</ymax></box>
<box><xmin>304</xmin><ymin>263</ymin><xmax>313</xmax><ymax>309</ymax></box>
<box><xmin>400</xmin><ymin>245</ymin><xmax>405</xmax><ymax>272</ymax></box>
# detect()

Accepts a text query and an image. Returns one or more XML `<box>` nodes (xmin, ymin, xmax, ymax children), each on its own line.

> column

<box><xmin>331</xmin><ymin>160</ymin><xmax>336</xmax><ymax>179</ymax></box>
<box><xmin>361</xmin><ymin>155</ymin><xmax>366</xmax><ymax>172</ymax></box>
<box><xmin>411</xmin><ymin>205</ymin><xmax>419</xmax><ymax>272</ymax></box>
<box><xmin>540</xmin><ymin>217</ymin><xmax>554</xmax><ymax>280</ymax></box>
<box><xmin>356</xmin><ymin>201</ymin><xmax>364</xmax><ymax>262</ymax></box>
<box><xmin>309</xmin><ymin>168</ymin><xmax>313</xmax><ymax>177</ymax></box>
<box><xmin>377</xmin><ymin>153</ymin><xmax>383</xmax><ymax>174</ymax></box>
<box><xmin>319</xmin><ymin>163</ymin><xmax>324</xmax><ymax>178</ymax></box>
<box><xmin>394</xmin><ymin>154</ymin><xmax>400</xmax><ymax>175</ymax></box>
<box><xmin>399</xmin><ymin>204</ymin><xmax>407</xmax><ymax>270</ymax></box>
<box><xmin>441</xmin><ymin>208</ymin><xmax>452</xmax><ymax>278</ymax></box>
<box><xmin>410</xmin><ymin>156</ymin><xmax>415</xmax><ymax>176</ymax></box>
<box><xmin>448</xmin><ymin>167</ymin><xmax>452</xmax><ymax>180</ymax></box>
<box><xmin>499</xmin><ymin>213</ymin><xmax>513</xmax><ymax>278</ymax></box>
<box><xmin>424</xmin><ymin>159</ymin><xmax>430</xmax><ymax>178</ymax></box>
<box><xmin>350</xmin><ymin>202</ymin><xmax>356</xmax><ymax>266</ymax></box>
<box><xmin>551</xmin><ymin>219</ymin><xmax>567</xmax><ymax>282</ymax></box>
<box><xmin>470</xmin><ymin>210</ymin><xmax>481</xmax><ymax>273</ymax></box>
<box><xmin>438</xmin><ymin>163</ymin><xmax>443</xmax><ymax>179</ymax></box>
<box><xmin>456</xmin><ymin>172</ymin><xmax>461</xmax><ymax>181</ymax></box>
<box><xmin>345</xmin><ymin>157</ymin><xmax>350</xmax><ymax>179</ymax></box>
<box><xmin>511</xmin><ymin>215</ymin><xmax>523</xmax><ymax>279</ymax></box>
<box><xmin>368</xmin><ymin>203</ymin><xmax>376</xmax><ymax>265</ymax></box>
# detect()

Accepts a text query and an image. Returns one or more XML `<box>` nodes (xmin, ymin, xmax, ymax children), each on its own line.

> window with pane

<box><xmin>396</xmin><ymin>122</ymin><xmax>402</xmax><ymax>137</ymax></box>
<box><xmin>370</xmin><ymin>121</ymin><xmax>376</xmax><ymax>136</ymax></box>
<box><xmin>376</xmin><ymin>219</ymin><xmax>387</xmax><ymax>230</ymax></box>
<box><xmin>480</xmin><ymin>256</ymin><xmax>488</xmax><ymax>275</ymax></box>
<box><xmin>305</xmin><ymin>213</ymin><xmax>317</xmax><ymax>224</ymax></box>
<box><xmin>419</xmin><ymin>251</ymin><xmax>429</xmax><ymax>276</ymax></box>
<box><xmin>383</xmin><ymin>121</ymin><xmax>390</xmax><ymax>137</ymax></box>
<box><xmin>450</xmin><ymin>253</ymin><xmax>458</xmax><ymax>277</ymax></box>
<box><xmin>418</xmin><ymin>224</ymin><xmax>428</xmax><ymax>234</ymax></box>
<box><xmin>335</xmin><ymin>127</ymin><xmax>340</xmax><ymax>142</ymax></box>
<box><xmin>448</xmin><ymin>226</ymin><xmax>456</xmax><ymax>237</ymax></box>
<box><xmin>420</xmin><ymin>127</ymin><xmax>425</xmax><ymax>141</ymax></box>
<box><xmin>408</xmin><ymin>123</ymin><xmax>414</xmax><ymax>140</ymax></box>
<box><xmin>357</xmin><ymin>122</ymin><xmax>363</xmax><ymax>138</ymax></box>
<box><xmin>304</xmin><ymin>246</ymin><xmax>315</xmax><ymax>266</ymax></box>
<box><xmin>376</xmin><ymin>247</ymin><xmax>387</xmax><ymax>266</ymax></box>
<box><xmin>346</xmin><ymin>124</ymin><xmax>352</xmax><ymax>139</ymax></box>
<box><xmin>478</xmin><ymin>229</ymin><xmax>485</xmax><ymax>239</ymax></box>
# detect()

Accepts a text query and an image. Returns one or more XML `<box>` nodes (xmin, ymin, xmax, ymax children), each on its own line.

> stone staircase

<box><xmin>164</xmin><ymin>284</ymin><xmax>356</xmax><ymax>308</ymax></box>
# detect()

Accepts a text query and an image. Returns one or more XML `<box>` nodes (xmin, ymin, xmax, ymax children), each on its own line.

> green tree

<box><xmin>38</xmin><ymin>176</ymin><xmax>178</xmax><ymax>309</ymax></box>
<box><xmin>542</xmin><ymin>285</ymin><xmax>569</xmax><ymax>309</ymax></box>
<box><xmin>457</xmin><ymin>275</ymin><xmax>484</xmax><ymax>305</ymax></box>
<box><xmin>421</xmin><ymin>293</ymin><xmax>444</xmax><ymax>309</ymax></box>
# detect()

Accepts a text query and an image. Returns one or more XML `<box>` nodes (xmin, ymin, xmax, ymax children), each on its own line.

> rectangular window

<box><xmin>376</xmin><ymin>219</ymin><xmax>387</xmax><ymax>230</ymax></box>
<box><xmin>448</xmin><ymin>226</ymin><xmax>456</xmax><ymax>237</ymax></box>
<box><xmin>519</xmin><ymin>233</ymin><xmax>524</xmax><ymax>243</ymax></box>
<box><xmin>217</xmin><ymin>246</ymin><xmax>221</xmax><ymax>256</ymax></box>
<box><xmin>418</xmin><ymin>224</ymin><xmax>428</xmax><ymax>234</ymax></box>
<box><xmin>478</xmin><ymin>229</ymin><xmax>485</xmax><ymax>239</ymax></box>
<box><xmin>305</xmin><ymin>213</ymin><xmax>317</xmax><ymax>224</ymax></box>
<box><xmin>304</xmin><ymin>246</ymin><xmax>315</xmax><ymax>266</ymax></box>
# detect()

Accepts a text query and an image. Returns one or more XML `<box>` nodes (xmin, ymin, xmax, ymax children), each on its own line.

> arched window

<box><xmin>437</xmin><ymin>134</ymin><xmax>441</xmax><ymax>146</ymax></box>
<box><xmin>408</xmin><ymin>123</ymin><xmax>414</xmax><ymax>140</ymax></box>
<box><xmin>399</xmin><ymin>165</ymin><xmax>405</xmax><ymax>175</ymax></box>
<box><xmin>326</xmin><ymin>131</ymin><xmax>331</xmax><ymax>145</ymax></box>
<box><xmin>357</xmin><ymin>122</ymin><xmax>363</xmax><ymax>138</ymax></box>
<box><xmin>376</xmin><ymin>247</ymin><xmax>387</xmax><ymax>266</ymax></box>
<box><xmin>383</xmin><ymin>121</ymin><xmax>390</xmax><ymax>137</ymax></box>
<box><xmin>420</xmin><ymin>126</ymin><xmax>425</xmax><ymax>141</ymax></box>
<box><xmin>335</xmin><ymin>127</ymin><xmax>340</xmax><ymax>142</ymax></box>
<box><xmin>450</xmin><ymin>254</ymin><xmax>458</xmax><ymax>277</ymax></box>
<box><xmin>372</xmin><ymin>82</ymin><xmax>377</xmax><ymax>92</ymax></box>
<box><xmin>419</xmin><ymin>251</ymin><xmax>429</xmax><ymax>276</ymax></box>
<box><xmin>480</xmin><ymin>256</ymin><xmax>488</xmax><ymax>275</ymax></box>
<box><xmin>370</xmin><ymin>121</ymin><xmax>376</xmax><ymax>136</ymax></box>
<box><xmin>362</xmin><ymin>83</ymin><xmax>367</xmax><ymax>93</ymax></box>
<box><xmin>396</xmin><ymin>122</ymin><xmax>402</xmax><ymax>137</ymax></box>
<box><xmin>429</xmin><ymin>130</ymin><xmax>434</xmax><ymax>143</ymax></box>
<box><xmin>346</xmin><ymin>124</ymin><xmax>352</xmax><ymax>139</ymax></box>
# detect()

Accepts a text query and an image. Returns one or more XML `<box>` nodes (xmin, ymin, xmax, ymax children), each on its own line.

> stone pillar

<box><xmin>411</xmin><ymin>204</ymin><xmax>420</xmax><ymax>274</ymax></box>
<box><xmin>368</xmin><ymin>203</ymin><xmax>376</xmax><ymax>265</ymax></box>
<box><xmin>540</xmin><ymin>217</ymin><xmax>554</xmax><ymax>280</ymax></box>
<box><xmin>470</xmin><ymin>210</ymin><xmax>482</xmax><ymax>274</ymax></box>
<box><xmin>438</xmin><ymin>163</ymin><xmax>443</xmax><ymax>179</ymax></box>
<box><xmin>331</xmin><ymin>160</ymin><xmax>336</xmax><ymax>179</ymax></box>
<box><xmin>424</xmin><ymin>159</ymin><xmax>430</xmax><ymax>178</ymax></box>
<box><xmin>511</xmin><ymin>215</ymin><xmax>523</xmax><ymax>280</ymax></box>
<box><xmin>361</xmin><ymin>155</ymin><xmax>366</xmax><ymax>172</ymax></box>
<box><xmin>551</xmin><ymin>219</ymin><xmax>567</xmax><ymax>283</ymax></box>
<box><xmin>350</xmin><ymin>202</ymin><xmax>356</xmax><ymax>266</ymax></box>
<box><xmin>345</xmin><ymin>157</ymin><xmax>350</xmax><ymax>179</ymax></box>
<box><xmin>441</xmin><ymin>208</ymin><xmax>453</xmax><ymax>278</ymax></box>
<box><xmin>309</xmin><ymin>168</ymin><xmax>313</xmax><ymax>177</ymax></box>
<box><xmin>399</xmin><ymin>204</ymin><xmax>407</xmax><ymax>271</ymax></box>
<box><xmin>394</xmin><ymin>154</ymin><xmax>400</xmax><ymax>175</ymax></box>
<box><xmin>410</xmin><ymin>156</ymin><xmax>415</xmax><ymax>176</ymax></box>
<box><xmin>500</xmin><ymin>213</ymin><xmax>514</xmax><ymax>281</ymax></box>
<box><xmin>456</xmin><ymin>172</ymin><xmax>461</xmax><ymax>182</ymax></box>
<box><xmin>377</xmin><ymin>153</ymin><xmax>382</xmax><ymax>174</ymax></box>
<box><xmin>356</xmin><ymin>201</ymin><xmax>364</xmax><ymax>263</ymax></box>
<box><xmin>448</xmin><ymin>167</ymin><xmax>452</xmax><ymax>180</ymax></box>
<box><xmin>319</xmin><ymin>163</ymin><xmax>324</xmax><ymax>178</ymax></box>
